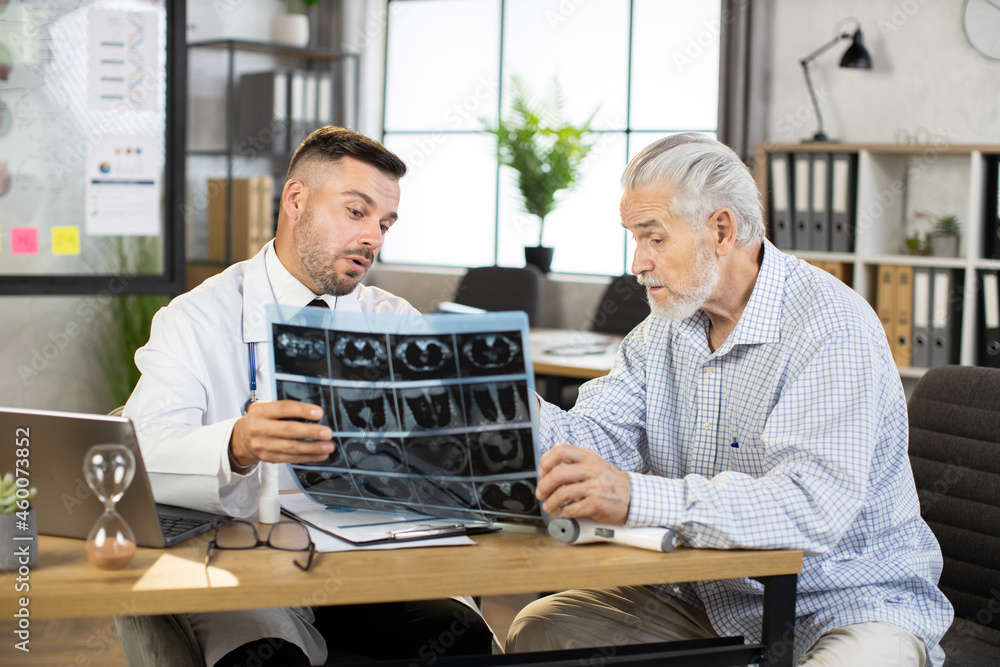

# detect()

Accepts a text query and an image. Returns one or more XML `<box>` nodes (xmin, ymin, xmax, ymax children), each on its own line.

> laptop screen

<box><xmin>0</xmin><ymin>407</ymin><xmax>198</xmax><ymax>547</ymax></box>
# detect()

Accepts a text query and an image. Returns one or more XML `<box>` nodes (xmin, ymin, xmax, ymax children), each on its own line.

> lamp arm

<box><xmin>800</xmin><ymin>59</ymin><xmax>825</xmax><ymax>141</ymax></box>
<box><xmin>800</xmin><ymin>32</ymin><xmax>851</xmax><ymax>64</ymax></box>
<box><xmin>799</xmin><ymin>32</ymin><xmax>851</xmax><ymax>142</ymax></box>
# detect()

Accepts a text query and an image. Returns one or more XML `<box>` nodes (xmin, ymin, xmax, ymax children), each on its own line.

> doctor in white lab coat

<box><xmin>124</xmin><ymin>127</ymin><xmax>493</xmax><ymax>667</ymax></box>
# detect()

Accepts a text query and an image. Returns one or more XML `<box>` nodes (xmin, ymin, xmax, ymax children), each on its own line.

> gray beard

<box><xmin>640</xmin><ymin>243</ymin><xmax>720</xmax><ymax>321</ymax></box>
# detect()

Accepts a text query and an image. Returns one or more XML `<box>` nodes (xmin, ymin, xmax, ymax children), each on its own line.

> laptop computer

<box><xmin>0</xmin><ymin>407</ymin><xmax>225</xmax><ymax>547</ymax></box>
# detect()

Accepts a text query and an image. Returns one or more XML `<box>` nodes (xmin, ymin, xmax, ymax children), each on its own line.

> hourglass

<box><xmin>83</xmin><ymin>444</ymin><xmax>137</xmax><ymax>570</ymax></box>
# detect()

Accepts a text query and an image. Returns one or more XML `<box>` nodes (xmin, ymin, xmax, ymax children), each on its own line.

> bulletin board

<box><xmin>0</xmin><ymin>0</ymin><xmax>185</xmax><ymax>295</ymax></box>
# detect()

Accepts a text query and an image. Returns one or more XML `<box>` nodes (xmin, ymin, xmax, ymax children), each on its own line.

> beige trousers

<box><xmin>505</xmin><ymin>586</ymin><xmax>927</xmax><ymax>667</ymax></box>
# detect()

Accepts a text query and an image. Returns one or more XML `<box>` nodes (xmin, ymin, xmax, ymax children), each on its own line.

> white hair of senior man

<box><xmin>621</xmin><ymin>133</ymin><xmax>765</xmax><ymax>247</ymax></box>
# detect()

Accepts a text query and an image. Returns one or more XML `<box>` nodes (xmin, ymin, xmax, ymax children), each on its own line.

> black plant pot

<box><xmin>524</xmin><ymin>246</ymin><xmax>554</xmax><ymax>273</ymax></box>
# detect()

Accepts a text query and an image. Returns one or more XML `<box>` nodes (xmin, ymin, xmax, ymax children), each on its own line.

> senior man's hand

<box><xmin>536</xmin><ymin>443</ymin><xmax>631</xmax><ymax>525</ymax></box>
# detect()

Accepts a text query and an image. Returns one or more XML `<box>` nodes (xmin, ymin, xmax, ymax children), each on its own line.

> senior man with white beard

<box><xmin>505</xmin><ymin>134</ymin><xmax>952</xmax><ymax>666</ymax></box>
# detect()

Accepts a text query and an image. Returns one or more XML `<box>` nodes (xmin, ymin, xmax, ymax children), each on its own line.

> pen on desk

<box><xmin>389</xmin><ymin>524</ymin><xmax>467</xmax><ymax>540</ymax></box>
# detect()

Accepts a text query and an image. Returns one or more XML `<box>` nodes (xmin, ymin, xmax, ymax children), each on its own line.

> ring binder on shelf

<box><xmin>238</xmin><ymin>70</ymin><xmax>289</xmax><ymax>155</ymax></box>
<box><xmin>911</xmin><ymin>267</ymin><xmax>933</xmax><ymax>369</ymax></box>
<box><xmin>289</xmin><ymin>70</ymin><xmax>309</xmax><ymax>149</ymax></box>
<box><xmin>984</xmin><ymin>156</ymin><xmax>1000</xmax><ymax>260</ymax></box>
<box><xmin>793</xmin><ymin>153</ymin><xmax>813</xmax><ymax>251</ymax></box>
<box><xmin>980</xmin><ymin>270</ymin><xmax>1000</xmax><ymax>368</ymax></box>
<box><xmin>830</xmin><ymin>153</ymin><xmax>857</xmax><ymax>253</ymax></box>
<box><xmin>894</xmin><ymin>265</ymin><xmax>914</xmax><ymax>368</ymax></box>
<box><xmin>876</xmin><ymin>264</ymin><xmax>896</xmax><ymax>354</ymax></box>
<box><xmin>811</xmin><ymin>153</ymin><xmax>832</xmax><ymax>252</ymax></box>
<box><xmin>769</xmin><ymin>153</ymin><xmax>794</xmax><ymax>250</ymax></box>
<box><xmin>930</xmin><ymin>268</ymin><xmax>963</xmax><ymax>368</ymax></box>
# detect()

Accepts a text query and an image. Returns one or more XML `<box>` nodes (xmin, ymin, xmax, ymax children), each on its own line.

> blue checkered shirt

<box><xmin>539</xmin><ymin>240</ymin><xmax>952</xmax><ymax>665</ymax></box>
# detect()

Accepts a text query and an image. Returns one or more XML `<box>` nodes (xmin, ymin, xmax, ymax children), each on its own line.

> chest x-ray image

<box><xmin>267</xmin><ymin>307</ymin><xmax>545</xmax><ymax>525</ymax></box>
<box><xmin>273</xmin><ymin>325</ymin><xmax>331</xmax><ymax>378</ymax></box>
<box><xmin>329</xmin><ymin>331</ymin><xmax>391</xmax><ymax>382</ymax></box>
<box><xmin>390</xmin><ymin>334</ymin><xmax>459</xmax><ymax>381</ymax></box>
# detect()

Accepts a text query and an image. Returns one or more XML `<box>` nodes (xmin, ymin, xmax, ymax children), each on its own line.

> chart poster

<box><xmin>87</xmin><ymin>8</ymin><xmax>159</xmax><ymax>112</ymax></box>
<box><xmin>267</xmin><ymin>308</ymin><xmax>545</xmax><ymax>526</ymax></box>
<box><xmin>85</xmin><ymin>133</ymin><xmax>161</xmax><ymax>236</ymax></box>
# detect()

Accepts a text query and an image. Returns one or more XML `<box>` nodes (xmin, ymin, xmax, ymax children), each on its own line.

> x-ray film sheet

<box><xmin>266</xmin><ymin>306</ymin><xmax>544</xmax><ymax>526</ymax></box>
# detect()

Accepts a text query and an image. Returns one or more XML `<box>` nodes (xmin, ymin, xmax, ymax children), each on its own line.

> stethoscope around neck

<box><xmin>242</xmin><ymin>341</ymin><xmax>259</xmax><ymax>416</ymax></box>
<box><xmin>242</xmin><ymin>296</ymin><xmax>337</xmax><ymax>415</ymax></box>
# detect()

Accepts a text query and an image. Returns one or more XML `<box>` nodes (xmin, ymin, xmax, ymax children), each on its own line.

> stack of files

<box><xmin>206</xmin><ymin>176</ymin><xmax>275</xmax><ymax>263</ymax></box>
<box><xmin>289</xmin><ymin>70</ymin><xmax>337</xmax><ymax>149</ymax></box>
<box><xmin>239</xmin><ymin>70</ymin><xmax>338</xmax><ymax>156</ymax></box>
<box><xmin>767</xmin><ymin>151</ymin><xmax>856</xmax><ymax>252</ymax></box>
<box><xmin>979</xmin><ymin>270</ymin><xmax>1000</xmax><ymax>368</ymax></box>
<box><xmin>876</xmin><ymin>264</ymin><xmax>914</xmax><ymax>367</ymax></box>
<box><xmin>911</xmin><ymin>267</ymin><xmax>964</xmax><ymax>369</ymax></box>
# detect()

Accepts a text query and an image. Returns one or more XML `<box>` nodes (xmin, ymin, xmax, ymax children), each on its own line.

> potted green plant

<box><xmin>911</xmin><ymin>210</ymin><xmax>962</xmax><ymax>258</ymax></box>
<box><xmin>904</xmin><ymin>230</ymin><xmax>932</xmax><ymax>256</ymax></box>
<box><xmin>486</xmin><ymin>76</ymin><xmax>596</xmax><ymax>273</ymax></box>
<box><xmin>931</xmin><ymin>213</ymin><xmax>961</xmax><ymax>258</ymax></box>
<box><xmin>0</xmin><ymin>472</ymin><xmax>37</xmax><ymax>571</ymax></box>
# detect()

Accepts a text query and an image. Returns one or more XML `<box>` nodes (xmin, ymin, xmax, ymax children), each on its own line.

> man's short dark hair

<box><xmin>285</xmin><ymin>126</ymin><xmax>407</xmax><ymax>181</ymax></box>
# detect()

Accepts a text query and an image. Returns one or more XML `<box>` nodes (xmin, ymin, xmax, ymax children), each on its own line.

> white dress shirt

<box><xmin>124</xmin><ymin>241</ymin><xmax>418</xmax><ymax>665</ymax></box>
<box><xmin>126</xmin><ymin>240</ymin><xmax>417</xmax><ymax>516</ymax></box>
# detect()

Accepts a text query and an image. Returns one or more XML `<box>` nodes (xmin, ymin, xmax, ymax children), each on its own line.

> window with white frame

<box><xmin>380</xmin><ymin>0</ymin><xmax>721</xmax><ymax>276</ymax></box>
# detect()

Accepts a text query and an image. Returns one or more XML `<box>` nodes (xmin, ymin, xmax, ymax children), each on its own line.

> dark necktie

<box><xmin>307</xmin><ymin>298</ymin><xmax>328</xmax><ymax>310</ymax></box>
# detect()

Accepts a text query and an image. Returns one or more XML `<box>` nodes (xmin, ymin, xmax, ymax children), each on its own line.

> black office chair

<box><xmin>589</xmin><ymin>274</ymin><xmax>650</xmax><ymax>335</ymax></box>
<box><xmin>908</xmin><ymin>365</ymin><xmax>1000</xmax><ymax>666</ymax></box>
<box><xmin>450</xmin><ymin>265</ymin><xmax>544</xmax><ymax>326</ymax></box>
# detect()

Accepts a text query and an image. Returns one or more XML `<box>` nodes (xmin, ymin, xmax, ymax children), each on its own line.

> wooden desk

<box><xmin>530</xmin><ymin>329</ymin><xmax>622</xmax><ymax>380</ymax></box>
<box><xmin>1</xmin><ymin>531</ymin><xmax>802</xmax><ymax>666</ymax></box>
<box><xmin>530</xmin><ymin>329</ymin><xmax>622</xmax><ymax>407</ymax></box>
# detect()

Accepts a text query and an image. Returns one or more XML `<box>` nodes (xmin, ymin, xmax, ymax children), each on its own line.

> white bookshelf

<box><xmin>756</xmin><ymin>142</ymin><xmax>1000</xmax><ymax>377</ymax></box>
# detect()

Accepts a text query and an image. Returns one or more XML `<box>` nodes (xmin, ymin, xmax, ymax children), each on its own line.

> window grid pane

<box><xmin>630</xmin><ymin>0</ymin><xmax>721</xmax><ymax>131</ymax></box>
<box><xmin>383</xmin><ymin>0</ymin><xmax>721</xmax><ymax>276</ymax></box>
<box><xmin>379</xmin><ymin>133</ymin><xmax>498</xmax><ymax>268</ymax></box>
<box><xmin>384</xmin><ymin>0</ymin><xmax>501</xmax><ymax>132</ymax></box>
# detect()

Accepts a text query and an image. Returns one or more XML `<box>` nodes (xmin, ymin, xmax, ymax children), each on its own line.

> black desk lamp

<box><xmin>800</xmin><ymin>21</ymin><xmax>873</xmax><ymax>142</ymax></box>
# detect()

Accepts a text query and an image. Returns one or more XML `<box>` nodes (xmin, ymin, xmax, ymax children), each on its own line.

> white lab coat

<box><xmin>124</xmin><ymin>241</ymin><xmax>421</xmax><ymax>665</ymax></box>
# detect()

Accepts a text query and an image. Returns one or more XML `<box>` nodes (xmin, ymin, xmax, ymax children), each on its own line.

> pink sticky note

<box><xmin>11</xmin><ymin>227</ymin><xmax>39</xmax><ymax>255</ymax></box>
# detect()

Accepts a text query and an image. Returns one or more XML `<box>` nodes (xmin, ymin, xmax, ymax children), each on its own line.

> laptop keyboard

<box><xmin>159</xmin><ymin>512</ymin><xmax>212</xmax><ymax>540</ymax></box>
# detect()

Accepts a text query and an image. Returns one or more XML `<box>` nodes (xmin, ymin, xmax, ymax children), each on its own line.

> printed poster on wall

<box><xmin>85</xmin><ymin>133</ymin><xmax>161</xmax><ymax>236</ymax></box>
<box><xmin>87</xmin><ymin>8</ymin><xmax>159</xmax><ymax>112</ymax></box>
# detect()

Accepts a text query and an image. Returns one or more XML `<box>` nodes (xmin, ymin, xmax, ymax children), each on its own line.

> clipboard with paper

<box><xmin>280</xmin><ymin>492</ymin><xmax>496</xmax><ymax>545</ymax></box>
<box><xmin>266</xmin><ymin>306</ymin><xmax>547</xmax><ymax>540</ymax></box>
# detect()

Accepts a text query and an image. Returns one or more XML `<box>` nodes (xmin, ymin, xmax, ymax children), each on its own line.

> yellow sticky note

<box><xmin>52</xmin><ymin>226</ymin><xmax>80</xmax><ymax>255</ymax></box>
